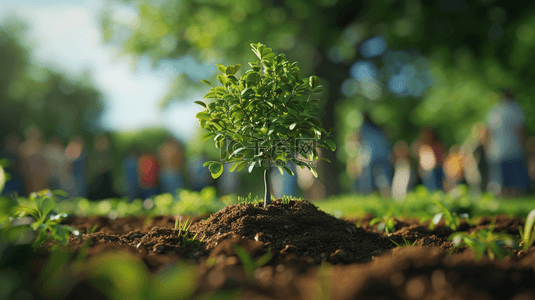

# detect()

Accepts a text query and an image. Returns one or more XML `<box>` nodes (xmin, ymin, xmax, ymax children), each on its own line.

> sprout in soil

<box><xmin>519</xmin><ymin>209</ymin><xmax>535</xmax><ymax>251</ymax></box>
<box><xmin>196</xmin><ymin>43</ymin><xmax>336</xmax><ymax>207</ymax></box>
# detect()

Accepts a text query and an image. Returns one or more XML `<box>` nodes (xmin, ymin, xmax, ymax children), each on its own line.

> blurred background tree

<box><xmin>0</xmin><ymin>17</ymin><xmax>104</xmax><ymax>145</ymax></box>
<box><xmin>95</xmin><ymin>0</ymin><xmax>535</xmax><ymax>193</ymax></box>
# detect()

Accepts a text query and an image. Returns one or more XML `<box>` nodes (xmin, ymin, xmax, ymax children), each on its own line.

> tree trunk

<box><xmin>264</xmin><ymin>168</ymin><xmax>272</xmax><ymax>207</ymax></box>
<box><xmin>314</xmin><ymin>51</ymin><xmax>351</xmax><ymax>197</ymax></box>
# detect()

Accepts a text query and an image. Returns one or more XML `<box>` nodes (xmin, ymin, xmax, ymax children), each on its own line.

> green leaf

<box><xmin>318</xmin><ymin>157</ymin><xmax>331</xmax><ymax>163</ymax></box>
<box><xmin>195</xmin><ymin>111</ymin><xmax>210</xmax><ymax>120</ymax></box>
<box><xmin>40</xmin><ymin>197</ymin><xmax>54</xmax><ymax>217</ymax></box>
<box><xmin>283</xmin><ymin>166</ymin><xmax>294</xmax><ymax>176</ymax></box>
<box><xmin>230</xmin><ymin>147</ymin><xmax>247</xmax><ymax>158</ymax></box>
<box><xmin>208</xmin><ymin>162</ymin><xmax>223</xmax><ymax>179</ymax></box>
<box><xmin>203</xmin><ymin>91</ymin><xmax>216</xmax><ymax>99</ymax></box>
<box><xmin>201</xmin><ymin>79</ymin><xmax>211</xmax><ymax>86</ymax></box>
<box><xmin>289</xmin><ymin>123</ymin><xmax>297</xmax><ymax>130</ymax></box>
<box><xmin>309</xmin><ymin>76</ymin><xmax>320</xmax><ymax>88</ymax></box>
<box><xmin>248</xmin><ymin>161</ymin><xmax>255</xmax><ymax>173</ymax></box>
<box><xmin>305</xmin><ymin>163</ymin><xmax>318</xmax><ymax>178</ymax></box>
<box><xmin>194</xmin><ymin>101</ymin><xmax>207</xmax><ymax>108</ymax></box>
<box><xmin>324</xmin><ymin>139</ymin><xmax>336</xmax><ymax>151</ymax></box>
<box><xmin>202</xmin><ymin>161</ymin><xmax>218</xmax><ymax>167</ymax></box>
<box><xmin>216</xmin><ymin>64</ymin><xmax>227</xmax><ymax>74</ymax></box>
<box><xmin>237</xmin><ymin>161</ymin><xmax>248</xmax><ymax>172</ymax></box>
<box><xmin>217</xmin><ymin>74</ymin><xmax>227</xmax><ymax>86</ymax></box>
<box><xmin>201</xmin><ymin>132</ymin><xmax>216</xmax><ymax>141</ymax></box>
<box><xmin>230</xmin><ymin>161</ymin><xmax>244</xmax><ymax>172</ymax></box>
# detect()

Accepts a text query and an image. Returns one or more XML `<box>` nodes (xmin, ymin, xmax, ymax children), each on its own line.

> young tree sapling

<box><xmin>196</xmin><ymin>43</ymin><xmax>336</xmax><ymax>207</ymax></box>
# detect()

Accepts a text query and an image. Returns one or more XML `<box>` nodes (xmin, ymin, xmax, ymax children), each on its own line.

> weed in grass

<box><xmin>518</xmin><ymin>209</ymin><xmax>535</xmax><ymax>251</ymax></box>
<box><xmin>448</xmin><ymin>220</ymin><xmax>519</xmax><ymax>260</ymax></box>
<box><xmin>231</xmin><ymin>244</ymin><xmax>272</xmax><ymax>282</ymax></box>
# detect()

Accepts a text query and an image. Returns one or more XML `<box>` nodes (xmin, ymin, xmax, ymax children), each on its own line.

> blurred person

<box><xmin>19</xmin><ymin>128</ymin><xmax>50</xmax><ymax>194</ymax></box>
<box><xmin>157</xmin><ymin>138</ymin><xmax>185</xmax><ymax>195</ymax></box>
<box><xmin>344</xmin><ymin>134</ymin><xmax>361</xmax><ymax>193</ymax></box>
<box><xmin>296</xmin><ymin>150</ymin><xmax>326</xmax><ymax>201</ymax></box>
<box><xmin>391</xmin><ymin>141</ymin><xmax>416</xmax><ymax>200</ymax></box>
<box><xmin>138</xmin><ymin>151</ymin><xmax>160</xmax><ymax>199</ymax></box>
<box><xmin>463</xmin><ymin>123</ymin><xmax>489</xmax><ymax>195</ymax></box>
<box><xmin>412</xmin><ymin>127</ymin><xmax>445</xmax><ymax>191</ymax></box>
<box><xmin>88</xmin><ymin>134</ymin><xmax>118</xmax><ymax>200</ymax></box>
<box><xmin>43</xmin><ymin>136</ymin><xmax>66</xmax><ymax>191</ymax></box>
<box><xmin>122</xmin><ymin>149</ymin><xmax>140</xmax><ymax>201</ymax></box>
<box><xmin>1</xmin><ymin>134</ymin><xmax>25</xmax><ymax>196</ymax></box>
<box><xmin>188</xmin><ymin>153</ymin><xmax>212</xmax><ymax>191</ymax></box>
<box><xmin>356</xmin><ymin>113</ymin><xmax>393</xmax><ymax>196</ymax></box>
<box><xmin>486</xmin><ymin>90</ymin><xmax>530</xmax><ymax>197</ymax></box>
<box><xmin>526</xmin><ymin>137</ymin><xmax>535</xmax><ymax>192</ymax></box>
<box><xmin>64</xmin><ymin>135</ymin><xmax>88</xmax><ymax>198</ymax></box>
<box><xmin>218</xmin><ymin>163</ymin><xmax>240</xmax><ymax>195</ymax></box>
<box><xmin>442</xmin><ymin>145</ymin><xmax>466</xmax><ymax>192</ymax></box>
<box><xmin>271</xmin><ymin>161</ymin><xmax>297</xmax><ymax>199</ymax></box>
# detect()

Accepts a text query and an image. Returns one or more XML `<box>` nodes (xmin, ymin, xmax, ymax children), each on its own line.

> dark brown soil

<box><xmin>40</xmin><ymin>199</ymin><xmax>535</xmax><ymax>299</ymax></box>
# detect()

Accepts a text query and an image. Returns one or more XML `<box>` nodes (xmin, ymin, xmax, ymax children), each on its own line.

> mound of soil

<box><xmin>191</xmin><ymin>200</ymin><xmax>393</xmax><ymax>266</ymax></box>
<box><xmin>30</xmin><ymin>199</ymin><xmax>535</xmax><ymax>299</ymax></box>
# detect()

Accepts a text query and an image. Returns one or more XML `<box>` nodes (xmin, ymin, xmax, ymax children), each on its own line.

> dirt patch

<box><xmin>35</xmin><ymin>199</ymin><xmax>535</xmax><ymax>299</ymax></box>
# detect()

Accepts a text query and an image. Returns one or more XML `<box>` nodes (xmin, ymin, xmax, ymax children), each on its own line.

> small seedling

<box><xmin>197</xmin><ymin>43</ymin><xmax>336</xmax><ymax>208</ymax></box>
<box><xmin>231</xmin><ymin>243</ymin><xmax>272</xmax><ymax>281</ymax></box>
<box><xmin>175</xmin><ymin>217</ymin><xmax>203</xmax><ymax>246</ymax></box>
<box><xmin>10</xmin><ymin>189</ymin><xmax>80</xmax><ymax>248</ymax></box>
<box><xmin>390</xmin><ymin>236</ymin><xmax>417</xmax><ymax>248</ymax></box>
<box><xmin>369</xmin><ymin>216</ymin><xmax>396</xmax><ymax>234</ymax></box>
<box><xmin>448</xmin><ymin>220</ymin><xmax>519</xmax><ymax>260</ymax></box>
<box><xmin>429</xmin><ymin>200</ymin><xmax>469</xmax><ymax>231</ymax></box>
<box><xmin>518</xmin><ymin>209</ymin><xmax>535</xmax><ymax>251</ymax></box>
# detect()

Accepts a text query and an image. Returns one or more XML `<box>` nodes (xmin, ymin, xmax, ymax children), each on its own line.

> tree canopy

<box><xmin>0</xmin><ymin>18</ymin><xmax>105</xmax><ymax>146</ymax></box>
<box><xmin>100</xmin><ymin>0</ymin><xmax>535</xmax><ymax>193</ymax></box>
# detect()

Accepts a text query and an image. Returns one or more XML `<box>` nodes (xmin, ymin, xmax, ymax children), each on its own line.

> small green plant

<box><xmin>429</xmin><ymin>200</ymin><xmax>469</xmax><ymax>231</ymax></box>
<box><xmin>231</xmin><ymin>243</ymin><xmax>272</xmax><ymax>281</ymax></box>
<box><xmin>518</xmin><ymin>209</ymin><xmax>535</xmax><ymax>251</ymax></box>
<box><xmin>448</xmin><ymin>220</ymin><xmax>519</xmax><ymax>260</ymax></box>
<box><xmin>369</xmin><ymin>216</ymin><xmax>396</xmax><ymax>234</ymax></box>
<box><xmin>390</xmin><ymin>236</ymin><xmax>417</xmax><ymax>248</ymax></box>
<box><xmin>196</xmin><ymin>43</ymin><xmax>336</xmax><ymax>207</ymax></box>
<box><xmin>10</xmin><ymin>189</ymin><xmax>80</xmax><ymax>248</ymax></box>
<box><xmin>175</xmin><ymin>217</ymin><xmax>203</xmax><ymax>246</ymax></box>
<box><xmin>237</xmin><ymin>192</ymin><xmax>263</xmax><ymax>205</ymax></box>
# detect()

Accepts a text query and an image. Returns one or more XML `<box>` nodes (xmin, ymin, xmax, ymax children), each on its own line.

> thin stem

<box><xmin>264</xmin><ymin>168</ymin><xmax>271</xmax><ymax>207</ymax></box>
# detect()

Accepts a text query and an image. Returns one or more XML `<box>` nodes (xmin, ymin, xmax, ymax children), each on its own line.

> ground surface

<box><xmin>49</xmin><ymin>200</ymin><xmax>535</xmax><ymax>299</ymax></box>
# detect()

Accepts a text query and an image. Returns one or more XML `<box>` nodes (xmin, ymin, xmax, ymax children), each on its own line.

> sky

<box><xmin>0</xmin><ymin>0</ymin><xmax>203</xmax><ymax>142</ymax></box>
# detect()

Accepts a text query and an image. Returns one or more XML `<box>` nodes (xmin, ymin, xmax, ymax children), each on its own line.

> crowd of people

<box><xmin>0</xmin><ymin>131</ymin><xmax>215</xmax><ymax>201</ymax></box>
<box><xmin>1</xmin><ymin>91</ymin><xmax>531</xmax><ymax>201</ymax></box>
<box><xmin>351</xmin><ymin>90</ymin><xmax>533</xmax><ymax>199</ymax></box>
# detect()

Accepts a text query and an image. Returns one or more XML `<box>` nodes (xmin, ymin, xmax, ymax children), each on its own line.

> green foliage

<box><xmin>236</xmin><ymin>192</ymin><xmax>262</xmax><ymax>205</ymax></box>
<box><xmin>519</xmin><ymin>209</ymin><xmax>535</xmax><ymax>251</ymax></box>
<box><xmin>449</xmin><ymin>221</ymin><xmax>519</xmax><ymax>260</ymax></box>
<box><xmin>198</xmin><ymin>43</ymin><xmax>335</xmax><ymax>182</ymax></box>
<box><xmin>369</xmin><ymin>215</ymin><xmax>396</xmax><ymax>235</ymax></box>
<box><xmin>231</xmin><ymin>243</ymin><xmax>272</xmax><ymax>282</ymax></box>
<box><xmin>429</xmin><ymin>200</ymin><xmax>469</xmax><ymax>231</ymax></box>
<box><xmin>5</xmin><ymin>189</ymin><xmax>81</xmax><ymax>248</ymax></box>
